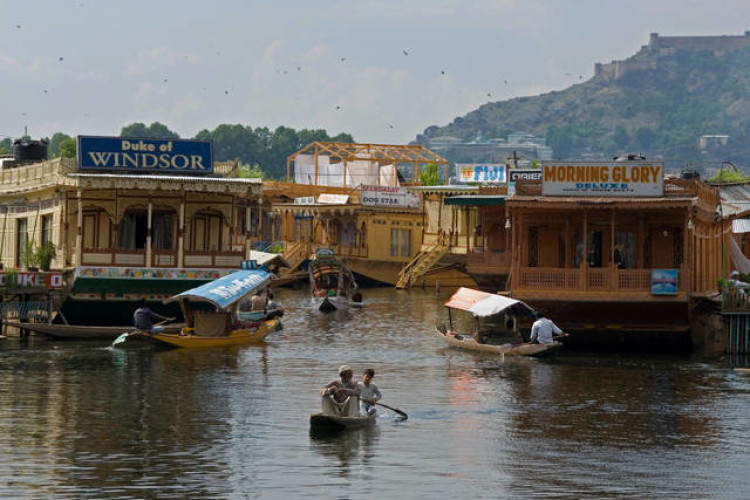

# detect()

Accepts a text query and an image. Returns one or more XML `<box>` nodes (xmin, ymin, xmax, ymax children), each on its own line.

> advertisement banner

<box><xmin>78</xmin><ymin>135</ymin><xmax>213</xmax><ymax>174</ymax></box>
<box><xmin>508</xmin><ymin>169</ymin><xmax>542</xmax><ymax>182</ymax></box>
<box><xmin>455</xmin><ymin>164</ymin><xmax>507</xmax><ymax>183</ymax></box>
<box><xmin>0</xmin><ymin>272</ymin><xmax>64</xmax><ymax>289</ymax></box>
<box><xmin>360</xmin><ymin>185</ymin><xmax>420</xmax><ymax>209</ymax></box>
<box><xmin>542</xmin><ymin>161</ymin><xmax>663</xmax><ymax>197</ymax></box>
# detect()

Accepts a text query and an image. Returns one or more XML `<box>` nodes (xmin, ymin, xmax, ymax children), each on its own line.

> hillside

<box><xmin>417</xmin><ymin>33</ymin><xmax>750</xmax><ymax>172</ymax></box>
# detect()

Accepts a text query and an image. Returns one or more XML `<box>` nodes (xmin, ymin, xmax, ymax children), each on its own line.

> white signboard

<box><xmin>360</xmin><ymin>185</ymin><xmax>420</xmax><ymax>209</ymax></box>
<box><xmin>455</xmin><ymin>164</ymin><xmax>507</xmax><ymax>183</ymax></box>
<box><xmin>317</xmin><ymin>194</ymin><xmax>349</xmax><ymax>205</ymax></box>
<box><xmin>542</xmin><ymin>162</ymin><xmax>663</xmax><ymax>197</ymax></box>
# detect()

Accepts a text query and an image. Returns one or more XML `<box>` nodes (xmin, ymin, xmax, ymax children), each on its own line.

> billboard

<box><xmin>509</xmin><ymin>169</ymin><xmax>542</xmax><ymax>182</ymax></box>
<box><xmin>455</xmin><ymin>164</ymin><xmax>507</xmax><ymax>183</ymax></box>
<box><xmin>542</xmin><ymin>161</ymin><xmax>663</xmax><ymax>197</ymax></box>
<box><xmin>77</xmin><ymin>136</ymin><xmax>213</xmax><ymax>174</ymax></box>
<box><xmin>360</xmin><ymin>185</ymin><xmax>420</xmax><ymax>209</ymax></box>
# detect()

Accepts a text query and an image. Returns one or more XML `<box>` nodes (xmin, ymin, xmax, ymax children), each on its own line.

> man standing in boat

<box><xmin>529</xmin><ymin>311</ymin><xmax>563</xmax><ymax>344</ymax></box>
<box><xmin>133</xmin><ymin>298</ymin><xmax>174</xmax><ymax>334</ymax></box>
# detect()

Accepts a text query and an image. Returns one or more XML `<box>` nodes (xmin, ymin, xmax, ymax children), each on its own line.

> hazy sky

<box><xmin>2</xmin><ymin>0</ymin><xmax>750</xmax><ymax>145</ymax></box>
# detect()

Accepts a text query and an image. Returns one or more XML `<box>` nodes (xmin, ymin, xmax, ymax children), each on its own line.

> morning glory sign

<box><xmin>77</xmin><ymin>135</ymin><xmax>213</xmax><ymax>174</ymax></box>
<box><xmin>455</xmin><ymin>164</ymin><xmax>507</xmax><ymax>183</ymax></box>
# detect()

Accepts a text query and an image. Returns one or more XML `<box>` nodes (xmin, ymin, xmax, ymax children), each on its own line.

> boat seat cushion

<box><xmin>193</xmin><ymin>312</ymin><xmax>230</xmax><ymax>337</ymax></box>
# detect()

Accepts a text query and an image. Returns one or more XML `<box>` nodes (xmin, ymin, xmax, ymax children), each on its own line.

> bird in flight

<box><xmin>402</xmin><ymin>50</ymin><xmax>409</xmax><ymax>56</ymax></box>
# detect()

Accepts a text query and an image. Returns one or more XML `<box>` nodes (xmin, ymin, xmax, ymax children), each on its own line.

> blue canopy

<box><xmin>165</xmin><ymin>270</ymin><xmax>272</xmax><ymax>309</ymax></box>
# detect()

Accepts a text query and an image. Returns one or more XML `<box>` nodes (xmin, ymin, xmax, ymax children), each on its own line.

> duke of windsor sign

<box><xmin>77</xmin><ymin>136</ymin><xmax>213</xmax><ymax>174</ymax></box>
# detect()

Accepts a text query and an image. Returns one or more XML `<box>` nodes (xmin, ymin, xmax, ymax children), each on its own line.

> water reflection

<box><xmin>310</xmin><ymin>426</ymin><xmax>381</xmax><ymax>477</ymax></box>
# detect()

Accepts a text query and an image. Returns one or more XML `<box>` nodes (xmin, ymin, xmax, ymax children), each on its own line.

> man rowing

<box><xmin>529</xmin><ymin>311</ymin><xmax>567</xmax><ymax>344</ymax></box>
<box><xmin>319</xmin><ymin>365</ymin><xmax>361</xmax><ymax>417</ymax></box>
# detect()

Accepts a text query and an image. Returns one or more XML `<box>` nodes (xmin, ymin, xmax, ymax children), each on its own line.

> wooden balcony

<box><xmin>81</xmin><ymin>248</ymin><xmax>244</xmax><ymax>269</ymax></box>
<box><xmin>512</xmin><ymin>266</ymin><xmax>686</xmax><ymax>301</ymax></box>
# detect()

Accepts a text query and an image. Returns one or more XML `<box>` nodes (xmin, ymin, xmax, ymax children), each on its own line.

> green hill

<box><xmin>417</xmin><ymin>33</ymin><xmax>750</xmax><ymax>172</ymax></box>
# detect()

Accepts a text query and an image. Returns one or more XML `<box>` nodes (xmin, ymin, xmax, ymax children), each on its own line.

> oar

<box><xmin>112</xmin><ymin>319</ymin><xmax>173</xmax><ymax>347</ymax></box>
<box><xmin>373</xmin><ymin>401</ymin><xmax>408</xmax><ymax>420</ymax></box>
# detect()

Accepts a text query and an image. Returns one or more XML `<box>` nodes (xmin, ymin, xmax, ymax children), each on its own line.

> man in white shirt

<box><xmin>529</xmin><ymin>311</ymin><xmax>563</xmax><ymax>344</ymax></box>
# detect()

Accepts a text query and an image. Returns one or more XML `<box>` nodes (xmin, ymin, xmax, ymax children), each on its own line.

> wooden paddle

<box><xmin>112</xmin><ymin>318</ymin><xmax>175</xmax><ymax>346</ymax></box>
<box><xmin>373</xmin><ymin>401</ymin><xmax>408</xmax><ymax>420</ymax></box>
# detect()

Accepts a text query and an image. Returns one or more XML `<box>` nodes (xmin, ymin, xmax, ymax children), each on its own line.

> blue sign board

<box><xmin>77</xmin><ymin>135</ymin><xmax>213</xmax><ymax>174</ymax></box>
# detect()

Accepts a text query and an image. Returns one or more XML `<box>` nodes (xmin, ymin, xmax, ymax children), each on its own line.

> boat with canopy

<box><xmin>436</xmin><ymin>287</ymin><xmax>564</xmax><ymax>357</ymax></box>
<box><xmin>114</xmin><ymin>269</ymin><xmax>280</xmax><ymax>348</ymax></box>
<box><xmin>309</xmin><ymin>248</ymin><xmax>362</xmax><ymax>312</ymax></box>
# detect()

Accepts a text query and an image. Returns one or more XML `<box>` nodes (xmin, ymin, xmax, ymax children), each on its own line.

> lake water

<box><xmin>1</xmin><ymin>287</ymin><xmax>749</xmax><ymax>498</ymax></box>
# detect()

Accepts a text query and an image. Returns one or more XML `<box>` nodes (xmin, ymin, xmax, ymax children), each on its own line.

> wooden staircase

<box><xmin>277</xmin><ymin>241</ymin><xmax>310</xmax><ymax>280</ymax></box>
<box><xmin>395</xmin><ymin>241</ymin><xmax>449</xmax><ymax>290</ymax></box>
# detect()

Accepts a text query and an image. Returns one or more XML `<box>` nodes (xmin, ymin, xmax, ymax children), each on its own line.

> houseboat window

<box><xmin>41</xmin><ymin>214</ymin><xmax>52</xmax><ymax>245</ymax></box>
<box><xmin>83</xmin><ymin>213</ymin><xmax>99</xmax><ymax>249</ymax></box>
<box><xmin>400</xmin><ymin>229</ymin><xmax>411</xmax><ymax>257</ymax></box>
<box><xmin>191</xmin><ymin>211</ymin><xmax>223</xmax><ymax>251</ymax></box>
<box><xmin>117</xmin><ymin>212</ymin><xmax>148</xmax><ymax>249</ymax></box>
<box><xmin>390</xmin><ymin>228</ymin><xmax>398</xmax><ymax>257</ymax></box>
<box><xmin>16</xmin><ymin>218</ymin><xmax>27</xmax><ymax>268</ymax></box>
<box><xmin>152</xmin><ymin>213</ymin><xmax>174</xmax><ymax>250</ymax></box>
<box><xmin>614</xmin><ymin>231</ymin><xmax>636</xmax><ymax>269</ymax></box>
<box><xmin>585</xmin><ymin>231</ymin><xmax>602</xmax><ymax>268</ymax></box>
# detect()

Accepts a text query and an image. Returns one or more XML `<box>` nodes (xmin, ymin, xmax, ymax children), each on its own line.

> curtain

<box><xmin>153</xmin><ymin>213</ymin><xmax>173</xmax><ymax>250</ymax></box>
<box><xmin>117</xmin><ymin>213</ymin><xmax>136</xmax><ymax>249</ymax></box>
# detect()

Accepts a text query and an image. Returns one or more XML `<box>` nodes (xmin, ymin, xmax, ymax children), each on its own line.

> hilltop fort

<box><xmin>595</xmin><ymin>32</ymin><xmax>750</xmax><ymax>80</ymax></box>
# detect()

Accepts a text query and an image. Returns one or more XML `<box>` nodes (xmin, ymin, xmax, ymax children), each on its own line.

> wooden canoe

<box><xmin>435</xmin><ymin>325</ymin><xmax>562</xmax><ymax>357</ymax></box>
<box><xmin>4</xmin><ymin>321</ymin><xmax>183</xmax><ymax>340</ymax></box>
<box><xmin>309</xmin><ymin>412</ymin><xmax>376</xmax><ymax>433</ymax></box>
<box><xmin>125</xmin><ymin>317</ymin><xmax>281</xmax><ymax>348</ymax></box>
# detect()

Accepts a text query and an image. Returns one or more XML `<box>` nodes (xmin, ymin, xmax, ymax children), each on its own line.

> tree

<box><xmin>633</xmin><ymin>126</ymin><xmax>656</xmax><ymax>151</ymax></box>
<box><xmin>0</xmin><ymin>137</ymin><xmax>11</xmax><ymax>155</ymax></box>
<box><xmin>59</xmin><ymin>138</ymin><xmax>76</xmax><ymax>158</ymax></box>
<box><xmin>613</xmin><ymin>124</ymin><xmax>630</xmax><ymax>150</ymax></box>
<box><xmin>546</xmin><ymin>126</ymin><xmax>573</xmax><ymax>159</ymax></box>
<box><xmin>419</xmin><ymin>163</ymin><xmax>440</xmax><ymax>186</ymax></box>
<box><xmin>238</xmin><ymin>162</ymin><xmax>268</xmax><ymax>179</ymax></box>
<box><xmin>120</xmin><ymin>122</ymin><xmax>180</xmax><ymax>139</ymax></box>
<box><xmin>47</xmin><ymin>132</ymin><xmax>73</xmax><ymax>158</ymax></box>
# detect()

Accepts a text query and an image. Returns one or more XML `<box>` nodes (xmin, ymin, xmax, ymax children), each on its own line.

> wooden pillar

<box><xmin>146</xmin><ymin>199</ymin><xmax>153</xmax><ymax>268</ymax></box>
<box><xmin>314</xmin><ymin>148</ymin><xmax>319</xmax><ymax>186</ymax></box>
<box><xmin>510</xmin><ymin>211</ymin><xmax>517</xmax><ymax>289</ymax></box>
<box><xmin>565</xmin><ymin>214</ymin><xmax>571</xmax><ymax>267</ymax></box>
<box><xmin>610</xmin><ymin>209</ymin><xmax>616</xmax><ymax>291</ymax></box>
<box><xmin>178</xmin><ymin>195</ymin><xmax>185</xmax><ymax>268</ymax></box>
<box><xmin>245</xmin><ymin>202</ymin><xmax>252</xmax><ymax>259</ymax></box>
<box><xmin>582</xmin><ymin>209</ymin><xmax>588</xmax><ymax>291</ymax></box>
<box><xmin>75</xmin><ymin>190</ymin><xmax>82</xmax><ymax>267</ymax></box>
<box><xmin>258</xmin><ymin>197</ymin><xmax>264</xmax><ymax>241</ymax></box>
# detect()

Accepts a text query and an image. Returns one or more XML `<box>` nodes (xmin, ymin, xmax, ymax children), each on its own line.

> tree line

<box><xmin>0</xmin><ymin>123</ymin><xmax>355</xmax><ymax>179</ymax></box>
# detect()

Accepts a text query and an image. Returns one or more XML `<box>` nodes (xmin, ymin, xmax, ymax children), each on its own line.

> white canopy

<box><xmin>444</xmin><ymin>287</ymin><xmax>534</xmax><ymax>317</ymax></box>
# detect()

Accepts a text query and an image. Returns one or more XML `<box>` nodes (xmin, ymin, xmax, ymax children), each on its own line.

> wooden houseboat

<box><xmin>505</xmin><ymin>159</ymin><xmax>725</xmax><ymax>349</ymax></box>
<box><xmin>266</xmin><ymin>142</ymin><xmax>459</xmax><ymax>286</ymax></box>
<box><xmin>0</xmin><ymin>136</ymin><xmax>266</xmax><ymax>327</ymax></box>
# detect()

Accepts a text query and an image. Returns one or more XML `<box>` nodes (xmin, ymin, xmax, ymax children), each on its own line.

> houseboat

<box><xmin>0</xmin><ymin>136</ymin><xmax>266</xmax><ymax>327</ymax></box>
<box><xmin>504</xmin><ymin>158</ymin><xmax>725</xmax><ymax>349</ymax></box>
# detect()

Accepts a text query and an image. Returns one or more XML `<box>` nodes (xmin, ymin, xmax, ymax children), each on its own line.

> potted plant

<box><xmin>22</xmin><ymin>241</ymin><xmax>40</xmax><ymax>272</ymax></box>
<box><xmin>37</xmin><ymin>241</ymin><xmax>56</xmax><ymax>271</ymax></box>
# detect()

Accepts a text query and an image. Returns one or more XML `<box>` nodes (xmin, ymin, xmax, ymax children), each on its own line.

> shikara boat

<box><xmin>309</xmin><ymin>248</ymin><xmax>362</xmax><ymax>312</ymax></box>
<box><xmin>437</xmin><ymin>287</ymin><xmax>564</xmax><ymax>358</ymax></box>
<box><xmin>114</xmin><ymin>269</ymin><xmax>280</xmax><ymax>349</ymax></box>
<box><xmin>5</xmin><ymin>321</ymin><xmax>183</xmax><ymax>340</ymax></box>
<box><xmin>309</xmin><ymin>412</ymin><xmax>376</xmax><ymax>433</ymax></box>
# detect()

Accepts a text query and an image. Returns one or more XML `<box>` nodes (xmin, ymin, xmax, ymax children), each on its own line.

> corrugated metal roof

<box><xmin>733</xmin><ymin>218</ymin><xmax>750</xmax><ymax>233</ymax></box>
<box><xmin>717</xmin><ymin>183</ymin><xmax>750</xmax><ymax>217</ymax></box>
<box><xmin>444</xmin><ymin>195</ymin><xmax>505</xmax><ymax>206</ymax></box>
<box><xmin>66</xmin><ymin>173</ymin><xmax>262</xmax><ymax>184</ymax></box>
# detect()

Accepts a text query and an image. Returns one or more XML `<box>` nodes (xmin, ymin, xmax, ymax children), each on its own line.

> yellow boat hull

<box><xmin>142</xmin><ymin>318</ymin><xmax>280</xmax><ymax>348</ymax></box>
